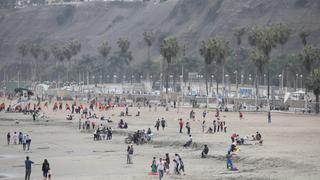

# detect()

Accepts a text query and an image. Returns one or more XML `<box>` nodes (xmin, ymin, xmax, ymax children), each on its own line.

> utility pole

<box><xmin>267</xmin><ymin>69</ymin><xmax>271</xmax><ymax>123</ymax></box>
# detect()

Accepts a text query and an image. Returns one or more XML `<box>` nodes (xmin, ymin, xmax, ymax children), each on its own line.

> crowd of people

<box><xmin>6</xmin><ymin>131</ymin><xmax>32</xmax><ymax>151</ymax></box>
<box><xmin>150</xmin><ymin>153</ymin><xmax>185</xmax><ymax>179</ymax></box>
<box><xmin>1</xmin><ymin>95</ymin><xmax>268</xmax><ymax>179</ymax></box>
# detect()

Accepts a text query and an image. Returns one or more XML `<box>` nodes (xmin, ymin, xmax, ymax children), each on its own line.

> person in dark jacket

<box><xmin>42</xmin><ymin>159</ymin><xmax>50</xmax><ymax>180</ymax></box>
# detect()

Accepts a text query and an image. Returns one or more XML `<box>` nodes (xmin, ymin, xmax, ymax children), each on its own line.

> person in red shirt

<box><xmin>179</xmin><ymin>118</ymin><xmax>184</xmax><ymax>133</ymax></box>
<box><xmin>239</xmin><ymin>111</ymin><xmax>243</xmax><ymax>120</ymax></box>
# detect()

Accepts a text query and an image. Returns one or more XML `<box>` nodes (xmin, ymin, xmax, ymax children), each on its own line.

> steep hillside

<box><xmin>0</xmin><ymin>0</ymin><xmax>320</xmax><ymax>68</ymax></box>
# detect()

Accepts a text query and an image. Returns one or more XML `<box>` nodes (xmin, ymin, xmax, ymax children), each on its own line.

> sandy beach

<box><xmin>1</xmin><ymin>104</ymin><xmax>320</xmax><ymax>180</ymax></box>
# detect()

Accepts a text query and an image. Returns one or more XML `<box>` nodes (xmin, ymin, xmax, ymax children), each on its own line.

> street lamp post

<box><xmin>211</xmin><ymin>75</ymin><xmax>214</xmax><ymax>97</ymax></box>
<box><xmin>300</xmin><ymin>74</ymin><xmax>303</xmax><ymax>90</ymax></box>
<box><xmin>131</xmin><ymin>75</ymin><xmax>134</xmax><ymax>85</ymax></box>
<box><xmin>225</xmin><ymin>74</ymin><xmax>229</xmax><ymax>106</ymax></box>
<box><xmin>234</xmin><ymin>71</ymin><xmax>238</xmax><ymax>98</ymax></box>
<box><xmin>278</xmin><ymin>74</ymin><xmax>282</xmax><ymax>96</ymax></box>
<box><xmin>169</xmin><ymin>75</ymin><xmax>173</xmax><ymax>92</ymax></box>
<box><xmin>295</xmin><ymin>74</ymin><xmax>298</xmax><ymax>91</ymax></box>
<box><xmin>241</xmin><ymin>74</ymin><xmax>244</xmax><ymax>85</ymax></box>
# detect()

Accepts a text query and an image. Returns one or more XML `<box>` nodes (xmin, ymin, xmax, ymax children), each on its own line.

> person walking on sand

<box><xmin>19</xmin><ymin>132</ymin><xmax>23</xmax><ymax>144</ymax></box>
<box><xmin>157</xmin><ymin>158</ymin><xmax>164</xmax><ymax>180</ymax></box>
<box><xmin>186</xmin><ymin>122</ymin><xmax>191</xmax><ymax>135</ymax></box>
<box><xmin>128</xmin><ymin>145</ymin><xmax>134</xmax><ymax>164</ymax></box>
<box><xmin>25</xmin><ymin>156</ymin><xmax>34</xmax><ymax>180</ymax></box>
<box><xmin>22</xmin><ymin>135</ymin><xmax>27</xmax><ymax>151</ymax></box>
<box><xmin>164</xmin><ymin>153</ymin><xmax>170</xmax><ymax>174</ymax></box>
<box><xmin>239</xmin><ymin>111</ymin><xmax>243</xmax><ymax>120</ymax></box>
<box><xmin>202</xmin><ymin>110</ymin><xmax>207</xmax><ymax>119</ymax></box>
<box><xmin>13</xmin><ymin>132</ymin><xmax>18</xmax><ymax>145</ymax></box>
<box><xmin>155</xmin><ymin>119</ymin><xmax>160</xmax><ymax>131</ymax></box>
<box><xmin>126</xmin><ymin>145</ymin><xmax>130</xmax><ymax>164</ymax></box>
<box><xmin>42</xmin><ymin>159</ymin><xmax>50</xmax><ymax>180</ymax></box>
<box><xmin>178</xmin><ymin>157</ymin><xmax>185</xmax><ymax>175</ymax></box>
<box><xmin>7</xmin><ymin>132</ymin><xmax>11</xmax><ymax>145</ymax></box>
<box><xmin>161</xmin><ymin>118</ymin><xmax>166</xmax><ymax>131</ymax></box>
<box><xmin>151</xmin><ymin>157</ymin><xmax>157</xmax><ymax>174</ymax></box>
<box><xmin>179</xmin><ymin>118</ymin><xmax>184</xmax><ymax>133</ymax></box>
<box><xmin>26</xmin><ymin>135</ymin><xmax>31</xmax><ymax>151</ymax></box>
<box><xmin>201</xmin><ymin>120</ymin><xmax>206</xmax><ymax>133</ymax></box>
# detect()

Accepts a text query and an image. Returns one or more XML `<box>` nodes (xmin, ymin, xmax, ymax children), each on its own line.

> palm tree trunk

<box><xmin>165</xmin><ymin>59</ymin><xmax>171</xmax><ymax>110</ymax></box>
<box><xmin>316</xmin><ymin>93</ymin><xmax>319</xmax><ymax>114</ymax></box>
<box><xmin>166</xmin><ymin>59</ymin><xmax>170</xmax><ymax>94</ymax></box>
<box><xmin>216</xmin><ymin>67</ymin><xmax>219</xmax><ymax>108</ymax></box>
<box><xmin>205</xmin><ymin>65</ymin><xmax>209</xmax><ymax>108</ymax></box>
<box><xmin>255</xmin><ymin>68</ymin><xmax>259</xmax><ymax>110</ymax></box>
<box><xmin>205</xmin><ymin>65</ymin><xmax>209</xmax><ymax>97</ymax></box>
<box><xmin>147</xmin><ymin>46</ymin><xmax>151</xmax><ymax>82</ymax></box>
<box><xmin>222</xmin><ymin>64</ymin><xmax>225</xmax><ymax>106</ymax></box>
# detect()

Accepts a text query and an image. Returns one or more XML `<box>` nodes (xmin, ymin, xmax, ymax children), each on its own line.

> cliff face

<box><xmin>0</xmin><ymin>0</ymin><xmax>319</xmax><ymax>67</ymax></box>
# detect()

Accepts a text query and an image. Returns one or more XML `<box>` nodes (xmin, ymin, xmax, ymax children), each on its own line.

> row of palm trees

<box><xmin>14</xmin><ymin>25</ymin><xmax>320</xmax><ymax>113</ymax></box>
<box><xmin>158</xmin><ymin>24</ymin><xmax>320</xmax><ymax>113</ymax></box>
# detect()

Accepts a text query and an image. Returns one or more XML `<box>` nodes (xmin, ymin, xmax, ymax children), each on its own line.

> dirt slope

<box><xmin>0</xmin><ymin>0</ymin><xmax>319</xmax><ymax>67</ymax></box>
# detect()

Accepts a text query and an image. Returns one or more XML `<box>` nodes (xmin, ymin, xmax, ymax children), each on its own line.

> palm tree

<box><xmin>17</xmin><ymin>42</ymin><xmax>29</xmax><ymax>80</ymax></box>
<box><xmin>307</xmin><ymin>68</ymin><xmax>320</xmax><ymax>114</ymax></box>
<box><xmin>160</xmin><ymin>37</ymin><xmax>179</xmax><ymax>94</ymax></box>
<box><xmin>209</xmin><ymin>37</ymin><xmax>229</xmax><ymax>106</ymax></box>
<box><xmin>98</xmin><ymin>41</ymin><xmax>111</xmax><ymax>83</ymax></box>
<box><xmin>98</xmin><ymin>41</ymin><xmax>111</xmax><ymax>61</ymax></box>
<box><xmin>248</xmin><ymin>25</ymin><xmax>277</xmax><ymax>105</ymax></box>
<box><xmin>30</xmin><ymin>44</ymin><xmax>42</xmax><ymax>81</ymax></box>
<box><xmin>299</xmin><ymin>31</ymin><xmax>310</xmax><ymax>46</ymax></box>
<box><xmin>200</xmin><ymin>38</ymin><xmax>215</xmax><ymax>107</ymax></box>
<box><xmin>109</xmin><ymin>38</ymin><xmax>133</xmax><ymax>80</ymax></box>
<box><xmin>63</xmin><ymin>40</ymin><xmax>81</xmax><ymax>82</ymax></box>
<box><xmin>51</xmin><ymin>44</ymin><xmax>65</xmax><ymax>84</ymax></box>
<box><xmin>143</xmin><ymin>31</ymin><xmax>155</xmax><ymax>80</ymax></box>
<box><xmin>300</xmin><ymin>45</ymin><xmax>320</xmax><ymax>72</ymax></box>
<box><xmin>233</xmin><ymin>27</ymin><xmax>246</xmax><ymax>108</ymax></box>
<box><xmin>51</xmin><ymin>44</ymin><xmax>65</xmax><ymax>63</ymax></box>
<box><xmin>274</xmin><ymin>23</ymin><xmax>290</xmax><ymax>87</ymax></box>
<box><xmin>38</xmin><ymin>47</ymin><xmax>50</xmax><ymax>81</ymax></box>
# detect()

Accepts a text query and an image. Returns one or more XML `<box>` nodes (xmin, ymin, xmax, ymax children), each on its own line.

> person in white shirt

<box><xmin>22</xmin><ymin>135</ymin><xmax>27</xmax><ymax>151</ymax></box>
<box><xmin>13</xmin><ymin>132</ymin><xmax>18</xmax><ymax>145</ymax></box>
<box><xmin>157</xmin><ymin>158</ymin><xmax>164</xmax><ymax>180</ymax></box>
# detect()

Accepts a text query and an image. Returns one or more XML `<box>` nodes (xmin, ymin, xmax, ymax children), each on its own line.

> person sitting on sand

<box><xmin>255</xmin><ymin>132</ymin><xmax>263</xmax><ymax>145</ymax></box>
<box><xmin>66</xmin><ymin>114</ymin><xmax>73</xmax><ymax>120</ymax></box>
<box><xmin>256</xmin><ymin>132</ymin><xmax>262</xmax><ymax>141</ymax></box>
<box><xmin>123</xmin><ymin>122</ymin><xmax>128</xmax><ymax>129</ymax></box>
<box><xmin>201</xmin><ymin>144</ymin><xmax>209</xmax><ymax>158</ymax></box>
<box><xmin>183</xmin><ymin>134</ymin><xmax>192</xmax><ymax>148</ymax></box>
<box><xmin>118</xmin><ymin>119</ymin><xmax>125</xmax><ymax>128</ymax></box>
<box><xmin>206</xmin><ymin>127</ymin><xmax>213</xmax><ymax>134</ymax></box>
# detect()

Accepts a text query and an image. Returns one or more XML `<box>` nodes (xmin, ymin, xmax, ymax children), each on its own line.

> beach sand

<box><xmin>1</xmin><ymin>104</ymin><xmax>320</xmax><ymax>180</ymax></box>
